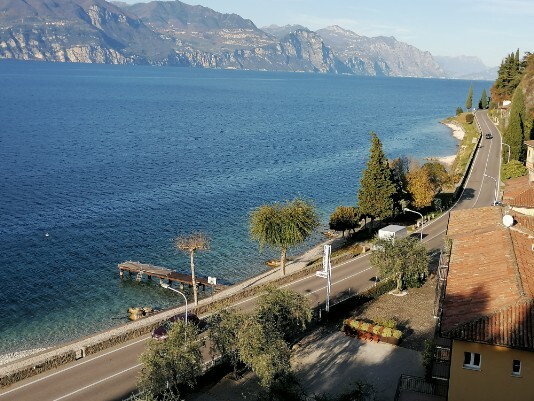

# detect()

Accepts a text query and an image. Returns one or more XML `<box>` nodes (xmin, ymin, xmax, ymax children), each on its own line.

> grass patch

<box><xmin>444</xmin><ymin>114</ymin><xmax>480</xmax><ymax>186</ymax></box>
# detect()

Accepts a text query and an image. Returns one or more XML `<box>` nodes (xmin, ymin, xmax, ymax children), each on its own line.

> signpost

<box><xmin>316</xmin><ymin>244</ymin><xmax>332</xmax><ymax>312</ymax></box>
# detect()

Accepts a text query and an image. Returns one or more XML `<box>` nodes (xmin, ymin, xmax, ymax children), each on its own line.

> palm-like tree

<box><xmin>176</xmin><ymin>232</ymin><xmax>210</xmax><ymax>306</ymax></box>
<box><xmin>250</xmin><ymin>198</ymin><xmax>320</xmax><ymax>276</ymax></box>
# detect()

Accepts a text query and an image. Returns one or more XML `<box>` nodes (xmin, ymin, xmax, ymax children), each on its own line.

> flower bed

<box><xmin>342</xmin><ymin>318</ymin><xmax>402</xmax><ymax>345</ymax></box>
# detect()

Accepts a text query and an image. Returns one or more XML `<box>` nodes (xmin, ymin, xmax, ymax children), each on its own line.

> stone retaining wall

<box><xmin>454</xmin><ymin>119</ymin><xmax>482</xmax><ymax>199</ymax></box>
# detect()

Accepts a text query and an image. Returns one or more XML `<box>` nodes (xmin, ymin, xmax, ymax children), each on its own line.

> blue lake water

<box><xmin>0</xmin><ymin>61</ymin><xmax>490</xmax><ymax>354</ymax></box>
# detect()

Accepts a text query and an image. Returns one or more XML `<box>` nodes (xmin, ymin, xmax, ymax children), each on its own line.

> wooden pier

<box><xmin>118</xmin><ymin>261</ymin><xmax>216</xmax><ymax>292</ymax></box>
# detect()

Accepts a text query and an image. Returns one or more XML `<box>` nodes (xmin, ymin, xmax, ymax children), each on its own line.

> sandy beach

<box><xmin>429</xmin><ymin>121</ymin><xmax>466</xmax><ymax>168</ymax></box>
<box><xmin>442</xmin><ymin>121</ymin><xmax>466</xmax><ymax>141</ymax></box>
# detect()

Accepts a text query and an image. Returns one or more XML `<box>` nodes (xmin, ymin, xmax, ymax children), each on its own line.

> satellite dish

<box><xmin>503</xmin><ymin>214</ymin><xmax>514</xmax><ymax>227</ymax></box>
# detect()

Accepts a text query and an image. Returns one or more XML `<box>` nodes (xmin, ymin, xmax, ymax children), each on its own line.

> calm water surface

<box><xmin>0</xmin><ymin>61</ymin><xmax>490</xmax><ymax>354</ymax></box>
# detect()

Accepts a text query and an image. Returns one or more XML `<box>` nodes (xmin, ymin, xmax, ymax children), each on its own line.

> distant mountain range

<box><xmin>0</xmin><ymin>0</ymin><xmax>496</xmax><ymax>79</ymax></box>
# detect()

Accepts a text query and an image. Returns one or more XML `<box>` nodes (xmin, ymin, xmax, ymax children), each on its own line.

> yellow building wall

<box><xmin>448</xmin><ymin>340</ymin><xmax>534</xmax><ymax>401</ymax></box>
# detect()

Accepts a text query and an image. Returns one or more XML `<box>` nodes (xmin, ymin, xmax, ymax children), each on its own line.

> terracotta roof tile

<box><xmin>441</xmin><ymin>207</ymin><xmax>534</xmax><ymax>350</ymax></box>
<box><xmin>446</xmin><ymin>299</ymin><xmax>534</xmax><ymax>349</ymax></box>
<box><xmin>446</xmin><ymin>207</ymin><xmax>501</xmax><ymax>239</ymax></box>
<box><xmin>502</xmin><ymin>176</ymin><xmax>534</xmax><ymax>208</ymax></box>
<box><xmin>514</xmin><ymin>214</ymin><xmax>534</xmax><ymax>234</ymax></box>
<box><xmin>511</xmin><ymin>230</ymin><xmax>534</xmax><ymax>297</ymax></box>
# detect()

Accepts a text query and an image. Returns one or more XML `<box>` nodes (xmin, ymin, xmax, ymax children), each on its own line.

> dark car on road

<box><xmin>151</xmin><ymin>313</ymin><xmax>201</xmax><ymax>341</ymax></box>
<box><xmin>485</xmin><ymin>133</ymin><xmax>493</xmax><ymax>139</ymax></box>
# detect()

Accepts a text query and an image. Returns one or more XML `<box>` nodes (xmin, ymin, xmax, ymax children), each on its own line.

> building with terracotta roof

<box><xmin>502</xmin><ymin>140</ymin><xmax>534</xmax><ymax>215</ymax></box>
<box><xmin>435</xmin><ymin>205</ymin><xmax>534</xmax><ymax>400</ymax></box>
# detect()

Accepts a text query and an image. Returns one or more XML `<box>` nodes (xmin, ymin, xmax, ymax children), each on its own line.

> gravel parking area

<box><xmin>351</xmin><ymin>276</ymin><xmax>438</xmax><ymax>352</ymax></box>
<box><xmin>187</xmin><ymin>277</ymin><xmax>438</xmax><ymax>400</ymax></box>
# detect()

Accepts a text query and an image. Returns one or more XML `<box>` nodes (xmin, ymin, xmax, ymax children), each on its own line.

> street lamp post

<box><xmin>484</xmin><ymin>174</ymin><xmax>498</xmax><ymax>205</ymax></box>
<box><xmin>502</xmin><ymin>143</ymin><xmax>511</xmax><ymax>164</ymax></box>
<box><xmin>404</xmin><ymin>208</ymin><xmax>423</xmax><ymax>241</ymax></box>
<box><xmin>161</xmin><ymin>282</ymin><xmax>188</xmax><ymax>325</ymax></box>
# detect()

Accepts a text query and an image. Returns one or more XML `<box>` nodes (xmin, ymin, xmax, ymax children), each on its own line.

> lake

<box><xmin>0</xmin><ymin>61</ymin><xmax>490</xmax><ymax>354</ymax></box>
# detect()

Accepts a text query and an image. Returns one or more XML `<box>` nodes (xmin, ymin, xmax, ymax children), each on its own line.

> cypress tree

<box><xmin>504</xmin><ymin>88</ymin><xmax>526</xmax><ymax>161</ymax></box>
<box><xmin>357</xmin><ymin>132</ymin><xmax>397</xmax><ymax>223</ymax></box>
<box><xmin>480</xmin><ymin>88</ymin><xmax>488</xmax><ymax>109</ymax></box>
<box><xmin>465</xmin><ymin>84</ymin><xmax>473</xmax><ymax>110</ymax></box>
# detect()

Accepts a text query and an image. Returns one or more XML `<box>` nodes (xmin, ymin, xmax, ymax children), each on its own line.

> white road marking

<box><xmin>0</xmin><ymin>337</ymin><xmax>147</xmax><ymax>397</ymax></box>
<box><xmin>52</xmin><ymin>364</ymin><xmax>141</xmax><ymax>401</ymax></box>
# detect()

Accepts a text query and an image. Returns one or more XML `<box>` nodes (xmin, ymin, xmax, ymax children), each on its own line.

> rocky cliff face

<box><xmin>1</xmin><ymin>0</ymin><xmax>448</xmax><ymax>78</ymax></box>
<box><xmin>317</xmin><ymin>25</ymin><xmax>444</xmax><ymax>77</ymax></box>
<box><xmin>125</xmin><ymin>0</ymin><xmax>275</xmax><ymax>53</ymax></box>
<box><xmin>0</xmin><ymin>0</ymin><xmax>174</xmax><ymax>64</ymax></box>
<box><xmin>171</xmin><ymin>30</ymin><xmax>347</xmax><ymax>73</ymax></box>
<box><xmin>218</xmin><ymin>29</ymin><xmax>347</xmax><ymax>73</ymax></box>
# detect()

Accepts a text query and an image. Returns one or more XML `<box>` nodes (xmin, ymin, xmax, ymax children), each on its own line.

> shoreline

<box><xmin>427</xmin><ymin>120</ymin><xmax>466</xmax><ymax>168</ymax></box>
<box><xmin>0</xmin><ymin>120</ymin><xmax>465</xmax><ymax>368</ymax></box>
<box><xmin>0</xmin><ymin>348</ymin><xmax>50</xmax><ymax>366</ymax></box>
<box><xmin>0</xmin><ymin>234</ymin><xmax>344</xmax><ymax>367</ymax></box>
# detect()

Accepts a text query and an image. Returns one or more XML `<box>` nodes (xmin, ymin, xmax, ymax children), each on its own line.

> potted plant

<box><xmin>383</xmin><ymin>329</ymin><xmax>402</xmax><ymax>345</ymax></box>
<box><xmin>381</xmin><ymin>327</ymin><xmax>393</xmax><ymax>338</ymax></box>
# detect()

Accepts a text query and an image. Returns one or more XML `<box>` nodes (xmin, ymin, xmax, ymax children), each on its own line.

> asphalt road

<box><xmin>0</xmin><ymin>111</ymin><xmax>502</xmax><ymax>401</ymax></box>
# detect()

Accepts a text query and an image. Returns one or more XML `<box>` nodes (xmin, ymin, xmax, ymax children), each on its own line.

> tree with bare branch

<box><xmin>175</xmin><ymin>232</ymin><xmax>210</xmax><ymax>306</ymax></box>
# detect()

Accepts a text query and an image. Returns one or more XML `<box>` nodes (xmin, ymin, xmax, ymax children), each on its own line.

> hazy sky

<box><xmin>121</xmin><ymin>0</ymin><xmax>533</xmax><ymax>67</ymax></box>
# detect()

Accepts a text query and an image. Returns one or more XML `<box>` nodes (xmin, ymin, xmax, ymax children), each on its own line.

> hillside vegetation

<box><xmin>490</xmin><ymin>50</ymin><xmax>534</xmax><ymax>162</ymax></box>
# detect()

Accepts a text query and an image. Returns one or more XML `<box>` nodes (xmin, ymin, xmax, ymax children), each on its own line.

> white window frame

<box><xmin>463</xmin><ymin>352</ymin><xmax>481</xmax><ymax>370</ymax></box>
<box><xmin>512</xmin><ymin>359</ymin><xmax>521</xmax><ymax>377</ymax></box>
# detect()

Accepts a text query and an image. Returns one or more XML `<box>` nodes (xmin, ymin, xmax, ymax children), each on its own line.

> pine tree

<box><xmin>492</xmin><ymin>50</ymin><xmax>525</xmax><ymax>102</ymax></box>
<box><xmin>465</xmin><ymin>84</ymin><xmax>473</xmax><ymax>111</ymax></box>
<box><xmin>357</xmin><ymin>132</ymin><xmax>397</xmax><ymax>223</ymax></box>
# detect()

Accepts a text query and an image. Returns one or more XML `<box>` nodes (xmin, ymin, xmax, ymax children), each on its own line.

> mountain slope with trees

<box><xmin>490</xmin><ymin>50</ymin><xmax>534</xmax><ymax>162</ymax></box>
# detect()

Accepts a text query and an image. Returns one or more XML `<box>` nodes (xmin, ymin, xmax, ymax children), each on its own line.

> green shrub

<box><xmin>392</xmin><ymin>330</ymin><xmax>403</xmax><ymax>339</ymax></box>
<box><xmin>372</xmin><ymin>325</ymin><xmax>383</xmax><ymax>335</ymax></box>
<box><xmin>374</xmin><ymin>318</ymin><xmax>396</xmax><ymax>329</ymax></box>
<box><xmin>382</xmin><ymin>327</ymin><xmax>393</xmax><ymax>338</ymax></box>
<box><xmin>422</xmin><ymin>339</ymin><xmax>436</xmax><ymax>379</ymax></box>
<box><xmin>502</xmin><ymin>160</ymin><xmax>528</xmax><ymax>180</ymax></box>
<box><xmin>456</xmin><ymin>107</ymin><xmax>463</xmax><ymax>115</ymax></box>
<box><xmin>349</xmin><ymin>320</ymin><xmax>361</xmax><ymax>330</ymax></box>
<box><xmin>360</xmin><ymin>322</ymin><xmax>370</xmax><ymax>332</ymax></box>
<box><xmin>465</xmin><ymin>113</ymin><xmax>474</xmax><ymax>123</ymax></box>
